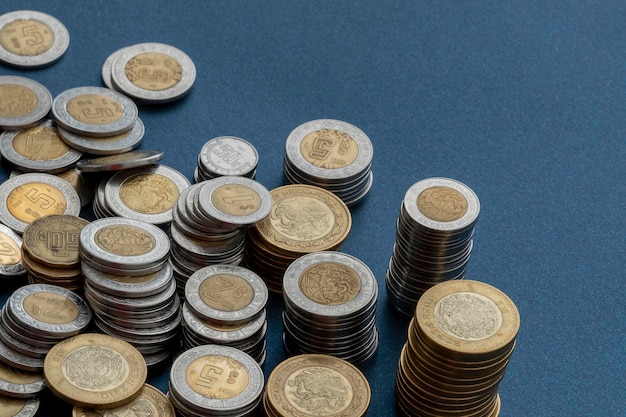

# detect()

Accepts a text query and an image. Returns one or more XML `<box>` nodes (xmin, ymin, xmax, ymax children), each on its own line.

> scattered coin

<box><xmin>58</xmin><ymin>118</ymin><xmax>145</xmax><ymax>155</ymax></box>
<box><xmin>101</xmin><ymin>46</ymin><xmax>131</xmax><ymax>90</ymax></box>
<box><xmin>76</xmin><ymin>149</ymin><xmax>164</xmax><ymax>172</ymax></box>
<box><xmin>0</xmin><ymin>76</ymin><xmax>52</xmax><ymax>130</ymax></box>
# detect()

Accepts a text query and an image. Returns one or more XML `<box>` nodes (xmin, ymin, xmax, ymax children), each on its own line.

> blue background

<box><xmin>1</xmin><ymin>1</ymin><xmax>625</xmax><ymax>416</ymax></box>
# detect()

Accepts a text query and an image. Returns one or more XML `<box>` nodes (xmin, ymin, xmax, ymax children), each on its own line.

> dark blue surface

<box><xmin>1</xmin><ymin>1</ymin><xmax>625</xmax><ymax>416</ymax></box>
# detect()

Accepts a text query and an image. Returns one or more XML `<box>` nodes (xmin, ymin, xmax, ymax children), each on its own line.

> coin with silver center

<box><xmin>76</xmin><ymin>149</ymin><xmax>164</xmax><ymax>172</ymax></box>
<box><xmin>0</xmin><ymin>76</ymin><xmax>52</xmax><ymax>130</ymax></box>
<box><xmin>52</xmin><ymin>86</ymin><xmax>138</xmax><ymax>137</ymax></box>
<box><xmin>57</xmin><ymin>118</ymin><xmax>145</xmax><ymax>155</ymax></box>
<box><xmin>111</xmin><ymin>42</ymin><xmax>196</xmax><ymax>104</ymax></box>
<box><xmin>0</xmin><ymin>10</ymin><xmax>69</xmax><ymax>68</ymax></box>
<box><xmin>0</xmin><ymin>223</ymin><xmax>25</xmax><ymax>277</ymax></box>
<box><xmin>198</xmin><ymin>136</ymin><xmax>258</xmax><ymax>179</ymax></box>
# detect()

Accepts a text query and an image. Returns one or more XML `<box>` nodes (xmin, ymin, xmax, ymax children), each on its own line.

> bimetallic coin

<box><xmin>76</xmin><ymin>149</ymin><xmax>164</xmax><ymax>172</ymax></box>
<box><xmin>72</xmin><ymin>384</ymin><xmax>175</xmax><ymax>417</ymax></box>
<box><xmin>101</xmin><ymin>46</ymin><xmax>131</xmax><ymax>90</ymax></box>
<box><xmin>0</xmin><ymin>76</ymin><xmax>52</xmax><ymax>130</ymax></box>
<box><xmin>0</xmin><ymin>173</ymin><xmax>81</xmax><ymax>234</ymax></box>
<box><xmin>82</xmin><ymin>260</ymin><xmax>173</xmax><ymax>298</ymax></box>
<box><xmin>198</xmin><ymin>136</ymin><xmax>258</xmax><ymax>178</ymax></box>
<box><xmin>0</xmin><ymin>338</ymin><xmax>44</xmax><ymax>373</ymax></box>
<box><xmin>0</xmin><ymin>224</ymin><xmax>25</xmax><ymax>277</ymax></box>
<box><xmin>0</xmin><ymin>361</ymin><xmax>45</xmax><ymax>399</ymax></box>
<box><xmin>43</xmin><ymin>333</ymin><xmax>147</xmax><ymax>409</ymax></box>
<box><xmin>58</xmin><ymin>118</ymin><xmax>145</xmax><ymax>155</ymax></box>
<box><xmin>52</xmin><ymin>86</ymin><xmax>138</xmax><ymax>137</ymax></box>
<box><xmin>0</xmin><ymin>395</ymin><xmax>39</xmax><ymax>417</ymax></box>
<box><xmin>111</xmin><ymin>42</ymin><xmax>196</xmax><ymax>104</ymax></box>
<box><xmin>0</xmin><ymin>10</ymin><xmax>69</xmax><ymax>68</ymax></box>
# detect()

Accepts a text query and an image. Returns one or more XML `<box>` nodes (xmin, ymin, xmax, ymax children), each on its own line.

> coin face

<box><xmin>58</xmin><ymin>118</ymin><xmax>145</xmax><ymax>155</ymax></box>
<box><xmin>299</xmin><ymin>261</ymin><xmax>361</xmax><ymax>305</ymax></box>
<box><xmin>0</xmin><ymin>224</ymin><xmax>25</xmax><ymax>277</ymax></box>
<box><xmin>0</xmin><ymin>10</ymin><xmax>69</xmax><ymax>68</ymax></box>
<box><xmin>0</xmin><ymin>396</ymin><xmax>39</xmax><ymax>417</ymax></box>
<box><xmin>22</xmin><ymin>214</ymin><xmax>88</xmax><ymax>268</ymax></box>
<box><xmin>72</xmin><ymin>384</ymin><xmax>175</xmax><ymax>417</ymax></box>
<box><xmin>300</xmin><ymin>129</ymin><xmax>359</xmax><ymax>169</ymax></box>
<box><xmin>417</xmin><ymin>186</ymin><xmax>468</xmax><ymax>222</ymax></box>
<box><xmin>0</xmin><ymin>76</ymin><xmax>52</xmax><ymax>130</ymax></box>
<box><xmin>44</xmin><ymin>333</ymin><xmax>147</xmax><ymax>409</ymax></box>
<box><xmin>198</xmin><ymin>136</ymin><xmax>258</xmax><ymax>177</ymax></box>
<box><xmin>0</xmin><ymin>361</ymin><xmax>45</xmax><ymax>399</ymax></box>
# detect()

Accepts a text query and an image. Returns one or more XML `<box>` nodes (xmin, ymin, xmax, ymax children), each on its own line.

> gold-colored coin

<box><xmin>0</xmin><ymin>229</ymin><xmax>21</xmax><ymax>266</ymax></box>
<box><xmin>20</xmin><ymin>250</ymin><xmax>82</xmax><ymax>279</ymax></box>
<box><xmin>0</xmin><ymin>19</ymin><xmax>55</xmax><ymax>57</ymax></box>
<box><xmin>6</xmin><ymin>181</ymin><xmax>68</xmax><ymax>223</ymax></box>
<box><xmin>185</xmin><ymin>354</ymin><xmax>250</xmax><ymax>400</ymax></box>
<box><xmin>299</xmin><ymin>261</ymin><xmax>361</xmax><ymax>305</ymax></box>
<box><xmin>72</xmin><ymin>384</ymin><xmax>175</xmax><ymax>417</ymax></box>
<box><xmin>44</xmin><ymin>333</ymin><xmax>147</xmax><ymax>409</ymax></box>
<box><xmin>23</xmin><ymin>290</ymin><xmax>79</xmax><ymax>325</ymax></box>
<box><xmin>300</xmin><ymin>129</ymin><xmax>359</xmax><ymax>170</ymax></box>
<box><xmin>22</xmin><ymin>214</ymin><xmax>88</xmax><ymax>268</ymax></box>
<box><xmin>417</xmin><ymin>186</ymin><xmax>468</xmax><ymax>222</ymax></box>
<box><xmin>0</xmin><ymin>84</ymin><xmax>38</xmax><ymax>118</ymax></box>
<box><xmin>124</xmin><ymin>52</ymin><xmax>183</xmax><ymax>91</ymax></box>
<box><xmin>94</xmin><ymin>225</ymin><xmax>156</xmax><ymax>256</ymax></box>
<box><xmin>12</xmin><ymin>124</ymin><xmax>71</xmax><ymax>160</ymax></box>
<box><xmin>119</xmin><ymin>173</ymin><xmax>180</xmax><ymax>215</ymax></box>
<box><xmin>199</xmin><ymin>273</ymin><xmax>255</xmax><ymax>312</ymax></box>
<box><xmin>265</xmin><ymin>354</ymin><xmax>370</xmax><ymax>417</ymax></box>
<box><xmin>66</xmin><ymin>94</ymin><xmax>124</xmax><ymax>125</ymax></box>
<box><xmin>0</xmin><ymin>361</ymin><xmax>42</xmax><ymax>386</ymax></box>
<box><xmin>254</xmin><ymin>184</ymin><xmax>351</xmax><ymax>254</ymax></box>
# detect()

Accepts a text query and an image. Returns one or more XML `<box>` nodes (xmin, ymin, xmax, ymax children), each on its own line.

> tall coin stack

<box><xmin>79</xmin><ymin>217</ymin><xmax>180</xmax><ymax>368</ymax></box>
<box><xmin>245</xmin><ymin>184</ymin><xmax>352</xmax><ymax>293</ymax></box>
<box><xmin>195</xmin><ymin>136</ymin><xmax>259</xmax><ymax>181</ymax></box>
<box><xmin>169</xmin><ymin>345</ymin><xmax>264</xmax><ymax>417</ymax></box>
<box><xmin>182</xmin><ymin>265</ymin><xmax>269</xmax><ymax>366</ymax></box>
<box><xmin>395</xmin><ymin>280</ymin><xmax>520</xmax><ymax>417</ymax></box>
<box><xmin>283</xmin><ymin>119</ymin><xmax>373</xmax><ymax>206</ymax></box>
<box><xmin>169</xmin><ymin>176</ymin><xmax>272</xmax><ymax>299</ymax></box>
<box><xmin>282</xmin><ymin>251</ymin><xmax>379</xmax><ymax>364</ymax></box>
<box><xmin>386</xmin><ymin>177</ymin><xmax>480</xmax><ymax>317</ymax></box>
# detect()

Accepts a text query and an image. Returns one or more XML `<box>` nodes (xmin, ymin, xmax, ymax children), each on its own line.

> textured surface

<box><xmin>1</xmin><ymin>1</ymin><xmax>625</xmax><ymax>416</ymax></box>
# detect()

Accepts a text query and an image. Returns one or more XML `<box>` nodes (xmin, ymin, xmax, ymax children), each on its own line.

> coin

<box><xmin>0</xmin><ymin>10</ymin><xmax>69</xmax><ymax>68</ymax></box>
<box><xmin>0</xmin><ymin>224</ymin><xmax>25</xmax><ymax>277</ymax></box>
<box><xmin>82</xmin><ymin>260</ymin><xmax>172</xmax><ymax>298</ymax></box>
<box><xmin>52</xmin><ymin>86</ymin><xmax>138</xmax><ymax>137</ymax></box>
<box><xmin>76</xmin><ymin>149</ymin><xmax>164</xmax><ymax>172</ymax></box>
<box><xmin>110</xmin><ymin>42</ymin><xmax>196</xmax><ymax>103</ymax></box>
<box><xmin>0</xmin><ymin>76</ymin><xmax>52</xmax><ymax>130</ymax></box>
<box><xmin>0</xmin><ymin>361</ymin><xmax>45</xmax><ymax>399</ymax></box>
<box><xmin>72</xmin><ymin>383</ymin><xmax>175</xmax><ymax>417</ymax></box>
<box><xmin>197</xmin><ymin>136</ymin><xmax>258</xmax><ymax>180</ymax></box>
<box><xmin>44</xmin><ymin>333</ymin><xmax>147</xmax><ymax>409</ymax></box>
<box><xmin>101</xmin><ymin>46</ymin><xmax>131</xmax><ymax>90</ymax></box>
<box><xmin>58</xmin><ymin>118</ymin><xmax>145</xmax><ymax>155</ymax></box>
<box><xmin>0</xmin><ymin>173</ymin><xmax>81</xmax><ymax>234</ymax></box>
<box><xmin>0</xmin><ymin>395</ymin><xmax>39</xmax><ymax>417</ymax></box>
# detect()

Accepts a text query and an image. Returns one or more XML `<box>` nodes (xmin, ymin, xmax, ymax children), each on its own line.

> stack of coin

<box><xmin>386</xmin><ymin>177</ymin><xmax>480</xmax><ymax>317</ymax></box>
<box><xmin>21</xmin><ymin>214</ymin><xmax>89</xmax><ymax>292</ymax></box>
<box><xmin>44</xmin><ymin>333</ymin><xmax>147</xmax><ymax>409</ymax></box>
<box><xmin>169</xmin><ymin>176</ymin><xmax>272</xmax><ymax>297</ymax></box>
<box><xmin>0</xmin><ymin>76</ymin><xmax>52</xmax><ymax>130</ymax></box>
<box><xmin>73</xmin><ymin>384</ymin><xmax>176</xmax><ymax>417</ymax></box>
<box><xmin>195</xmin><ymin>136</ymin><xmax>259</xmax><ymax>181</ymax></box>
<box><xmin>0</xmin><ymin>361</ymin><xmax>45</xmax><ymax>400</ymax></box>
<box><xmin>0</xmin><ymin>284</ymin><xmax>92</xmax><ymax>373</ymax></box>
<box><xmin>0</xmin><ymin>223</ymin><xmax>26</xmax><ymax>278</ymax></box>
<box><xmin>103</xmin><ymin>42</ymin><xmax>196</xmax><ymax>104</ymax></box>
<box><xmin>182</xmin><ymin>265</ymin><xmax>269</xmax><ymax>365</ymax></box>
<box><xmin>283</xmin><ymin>119</ymin><xmax>374</xmax><ymax>206</ymax></box>
<box><xmin>282</xmin><ymin>251</ymin><xmax>378</xmax><ymax>364</ymax></box>
<box><xmin>79</xmin><ymin>217</ymin><xmax>180</xmax><ymax>368</ymax></box>
<box><xmin>10</xmin><ymin>167</ymin><xmax>94</xmax><ymax>208</ymax></box>
<box><xmin>169</xmin><ymin>345</ymin><xmax>264</xmax><ymax>417</ymax></box>
<box><xmin>0</xmin><ymin>396</ymin><xmax>39</xmax><ymax>417</ymax></box>
<box><xmin>264</xmin><ymin>354</ymin><xmax>371</xmax><ymax>417</ymax></box>
<box><xmin>395</xmin><ymin>280</ymin><xmax>520</xmax><ymax>417</ymax></box>
<box><xmin>245</xmin><ymin>184</ymin><xmax>352</xmax><ymax>293</ymax></box>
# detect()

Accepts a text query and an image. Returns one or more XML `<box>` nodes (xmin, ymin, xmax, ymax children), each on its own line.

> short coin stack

<box><xmin>72</xmin><ymin>384</ymin><xmax>176</xmax><ymax>417</ymax></box>
<box><xmin>21</xmin><ymin>214</ymin><xmax>89</xmax><ymax>292</ymax></box>
<box><xmin>264</xmin><ymin>354</ymin><xmax>371</xmax><ymax>417</ymax></box>
<box><xmin>169</xmin><ymin>176</ymin><xmax>272</xmax><ymax>298</ymax></box>
<box><xmin>395</xmin><ymin>280</ymin><xmax>520</xmax><ymax>417</ymax></box>
<box><xmin>282</xmin><ymin>251</ymin><xmax>379</xmax><ymax>364</ymax></box>
<box><xmin>245</xmin><ymin>184</ymin><xmax>352</xmax><ymax>293</ymax></box>
<box><xmin>386</xmin><ymin>177</ymin><xmax>480</xmax><ymax>317</ymax></box>
<box><xmin>283</xmin><ymin>119</ymin><xmax>374</xmax><ymax>206</ymax></box>
<box><xmin>79</xmin><ymin>217</ymin><xmax>181</xmax><ymax>368</ymax></box>
<box><xmin>0</xmin><ymin>223</ymin><xmax>26</xmax><ymax>278</ymax></box>
<box><xmin>183</xmin><ymin>265</ymin><xmax>269</xmax><ymax>365</ymax></box>
<box><xmin>0</xmin><ymin>284</ymin><xmax>91</xmax><ymax>373</ymax></box>
<box><xmin>169</xmin><ymin>345</ymin><xmax>264</xmax><ymax>417</ymax></box>
<box><xmin>195</xmin><ymin>136</ymin><xmax>259</xmax><ymax>181</ymax></box>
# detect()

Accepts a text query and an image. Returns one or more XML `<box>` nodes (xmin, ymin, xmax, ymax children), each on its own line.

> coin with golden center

<box><xmin>22</xmin><ymin>215</ymin><xmax>88</xmax><ymax>268</ymax></box>
<box><xmin>417</xmin><ymin>186</ymin><xmax>468</xmax><ymax>222</ymax></box>
<box><xmin>72</xmin><ymin>384</ymin><xmax>175</xmax><ymax>417</ymax></box>
<box><xmin>265</xmin><ymin>354</ymin><xmax>370</xmax><ymax>417</ymax></box>
<box><xmin>199</xmin><ymin>273</ymin><xmax>255</xmax><ymax>311</ymax></box>
<box><xmin>211</xmin><ymin>183</ymin><xmax>262</xmax><ymax>217</ymax></box>
<box><xmin>125</xmin><ymin>52</ymin><xmax>183</xmax><ymax>91</ymax></box>
<box><xmin>0</xmin><ymin>224</ymin><xmax>23</xmax><ymax>276</ymax></box>
<box><xmin>255</xmin><ymin>184</ymin><xmax>351</xmax><ymax>254</ymax></box>
<box><xmin>0</xmin><ymin>395</ymin><xmax>39</xmax><ymax>417</ymax></box>
<box><xmin>0</xmin><ymin>18</ymin><xmax>54</xmax><ymax>57</ymax></box>
<box><xmin>12</xmin><ymin>125</ymin><xmax>71</xmax><ymax>160</ymax></box>
<box><xmin>300</xmin><ymin>129</ymin><xmax>359</xmax><ymax>170</ymax></box>
<box><xmin>44</xmin><ymin>333</ymin><xmax>147</xmax><ymax>409</ymax></box>
<box><xmin>94</xmin><ymin>225</ymin><xmax>156</xmax><ymax>256</ymax></box>
<box><xmin>299</xmin><ymin>261</ymin><xmax>361</xmax><ymax>305</ymax></box>
<box><xmin>119</xmin><ymin>173</ymin><xmax>180</xmax><ymax>215</ymax></box>
<box><xmin>0</xmin><ymin>84</ymin><xmax>37</xmax><ymax>118</ymax></box>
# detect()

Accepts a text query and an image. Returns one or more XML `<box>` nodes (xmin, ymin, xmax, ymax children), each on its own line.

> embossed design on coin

<box><xmin>7</xmin><ymin>181</ymin><xmax>67</xmax><ymax>222</ymax></box>
<box><xmin>199</xmin><ymin>274</ymin><xmax>255</xmax><ymax>312</ymax></box>
<box><xmin>0</xmin><ymin>18</ymin><xmax>54</xmax><ymax>57</ymax></box>
<box><xmin>270</xmin><ymin>196</ymin><xmax>334</xmax><ymax>241</ymax></box>
<box><xmin>124</xmin><ymin>52</ymin><xmax>183</xmax><ymax>91</ymax></box>
<box><xmin>66</xmin><ymin>94</ymin><xmax>124</xmax><ymax>125</ymax></box>
<box><xmin>73</xmin><ymin>384</ymin><xmax>175</xmax><ymax>417</ymax></box>
<box><xmin>299</xmin><ymin>262</ymin><xmax>361</xmax><ymax>305</ymax></box>
<box><xmin>119</xmin><ymin>174</ymin><xmax>179</xmax><ymax>214</ymax></box>
<box><xmin>12</xmin><ymin>125</ymin><xmax>71</xmax><ymax>160</ymax></box>
<box><xmin>211</xmin><ymin>184</ymin><xmax>261</xmax><ymax>216</ymax></box>
<box><xmin>300</xmin><ymin>129</ymin><xmax>359</xmax><ymax>170</ymax></box>
<box><xmin>0</xmin><ymin>230</ymin><xmax>21</xmax><ymax>266</ymax></box>
<box><xmin>0</xmin><ymin>84</ymin><xmax>37</xmax><ymax>117</ymax></box>
<box><xmin>434</xmin><ymin>292</ymin><xmax>503</xmax><ymax>341</ymax></box>
<box><xmin>417</xmin><ymin>186</ymin><xmax>468</xmax><ymax>222</ymax></box>
<box><xmin>285</xmin><ymin>366</ymin><xmax>352</xmax><ymax>414</ymax></box>
<box><xmin>23</xmin><ymin>291</ymin><xmax>79</xmax><ymax>324</ymax></box>
<box><xmin>185</xmin><ymin>354</ymin><xmax>249</xmax><ymax>400</ymax></box>
<box><xmin>62</xmin><ymin>346</ymin><xmax>128</xmax><ymax>392</ymax></box>
<box><xmin>95</xmin><ymin>225</ymin><xmax>156</xmax><ymax>256</ymax></box>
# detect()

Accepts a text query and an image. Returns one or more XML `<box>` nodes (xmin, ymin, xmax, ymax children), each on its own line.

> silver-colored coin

<box><xmin>101</xmin><ymin>46</ymin><xmax>131</xmax><ymax>90</ymax></box>
<box><xmin>92</xmin><ymin>295</ymin><xmax>180</xmax><ymax>329</ymax></box>
<box><xmin>0</xmin><ymin>10</ymin><xmax>69</xmax><ymax>68</ymax></box>
<box><xmin>0</xmin><ymin>323</ymin><xmax>49</xmax><ymax>359</ymax></box>
<box><xmin>0</xmin><ymin>395</ymin><xmax>40</xmax><ymax>416</ymax></box>
<box><xmin>79</xmin><ymin>217</ymin><xmax>170</xmax><ymax>271</ymax></box>
<box><xmin>10</xmin><ymin>167</ymin><xmax>93</xmax><ymax>208</ymax></box>
<box><xmin>0</xmin><ymin>306</ymin><xmax>57</xmax><ymax>350</ymax></box>
<box><xmin>0</xmin><ymin>120</ymin><xmax>83</xmax><ymax>173</ymax></box>
<box><xmin>93</xmin><ymin>307</ymin><xmax>181</xmax><ymax>340</ymax></box>
<box><xmin>85</xmin><ymin>279</ymin><xmax>177</xmax><ymax>312</ymax></box>
<box><xmin>170</xmin><ymin>222</ymin><xmax>244</xmax><ymax>259</ymax></box>
<box><xmin>103</xmin><ymin>164</ymin><xmax>190</xmax><ymax>225</ymax></box>
<box><xmin>0</xmin><ymin>338</ymin><xmax>44</xmax><ymax>372</ymax></box>
<box><xmin>7</xmin><ymin>284</ymin><xmax>91</xmax><ymax>339</ymax></box>
<box><xmin>82</xmin><ymin>260</ymin><xmax>173</xmax><ymax>298</ymax></box>
<box><xmin>84</xmin><ymin>289</ymin><xmax>178</xmax><ymax>321</ymax></box>
<box><xmin>57</xmin><ymin>118</ymin><xmax>145</xmax><ymax>155</ymax></box>
<box><xmin>0</xmin><ymin>224</ymin><xmax>25</xmax><ymax>277</ymax></box>
<box><xmin>196</xmin><ymin>176</ymin><xmax>272</xmax><ymax>227</ymax></box>
<box><xmin>76</xmin><ymin>149</ymin><xmax>164</xmax><ymax>172</ymax></box>
<box><xmin>52</xmin><ymin>86</ymin><xmax>138</xmax><ymax>137</ymax></box>
<box><xmin>185</xmin><ymin>265</ymin><xmax>268</xmax><ymax>325</ymax></box>
<box><xmin>111</xmin><ymin>42</ymin><xmax>196</xmax><ymax>103</ymax></box>
<box><xmin>0</xmin><ymin>361</ymin><xmax>45</xmax><ymax>399</ymax></box>
<box><xmin>169</xmin><ymin>345</ymin><xmax>263</xmax><ymax>414</ymax></box>
<box><xmin>0</xmin><ymin>76</ymin><xmax>52</xmax><ymax>130</ymax></box>
<box><xmin>198</xmin><ymin>136</ymin><xmax>258</xmax><ymax>178</ymax></box>
<box><xmin>0</xmin><ymin>173</ymin><xmax>81</xmax><ymax>234</ymax></box>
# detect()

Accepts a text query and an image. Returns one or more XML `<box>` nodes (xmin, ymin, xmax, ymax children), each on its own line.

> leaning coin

<box><xmin>44</xmin><ymin>333</ymin><xmax>147</xmax><ymax>409</ymax></box>
<box><xmin>58</xmin><ymin>118</ymin><xmax>145</xmax><ymax>155</ymax></box>
<box><xmin>101</xmin><ymin>46</ymin><xmax>131</xmax><ymax>90</ymax></box>
<box><xmin>76</xmin><ymin>149</ymin><xmax>164</xmax><ymax>172</ymax></box>
<box><xmin>0</xmin><ymin>395</ymin><xmax>39</xmax><ymax>417</ymax></box>
<box><xmin>0</xmin><ymin>173</ymin><xmax>81</xmax><ymax>234</ymax></box>
<box><xmin>72</xmin><ymin>384</ymin><xmax>175</xmax><ymax>417</ymax></box>
<box><xmin>0</xmin><ymin>224</ymin><xmax>25</xmax><ymax>277</ymax></box>
<box><xmin>111</xmin><ymin>42</ymin><xmax>196</xmax><ymax>104</ymax></box>
<box><xmin>52</xmin><ymin>86</ymin><xmax>138</xmax><ymax>137</ymax></box>
<box><xmin>0</xmin><ymin>76</ymin><xmax>52</xmax><ymax>130</ymax></box>
<box><xmin>0</xmin><ymin>10</ymin><xmax>69</xmax><ymax>68</ymax></box>
<box><xmin>0</xmin><ymin>361</ymin><xmax>45</xmax><ymax>399</ymax></box>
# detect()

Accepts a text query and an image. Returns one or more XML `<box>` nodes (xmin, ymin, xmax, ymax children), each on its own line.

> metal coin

<box><xmin>0</xmin><ymin>224</ymin><xmax>25</xmax><ymax>277</ymax></box>
<box><xmin>58</xmin><ymin>118</ymin><xmax>145</xmax><ymax>155</ymax></box>
<box><xmin>0</xmin><ymin>10</ymin><xmax>69</xmax><ymax>68</ymax></box>
<box><xmin>0</xmin><ymin>395</ymin><xmax>39</xmax><ymax>416</ymax></box>
<box><xmin>181</xmin><ymin>302</ymin><xmax>266</xmax><ymax>344</ymax></box>
<box><xmin>82</xmin><ymin>260</ymin><xmax>173</xmax><ymax>298</ymax></box>
<box><xmin>100</xmin><ymin>46</ymin><xmax>131</xmax><ymax>90</ymax></box>
<box><xmin>198</xmin><ymin>136</ymin><xmax>258</xmax><ymax>178</ymax></box>
<box><xmin>0</xmin><ymin>361</ymin><xmax>45</xmax><ymax>399</ymax></box>
<box><xmin>72</xmin><ymin>383</ymin><xmax>175</xmax><ymax>417</ymax></box>
<box><xmin>0</xmin><ymin>76</ymin><xmax>52</xmax><ymax>130</ymax></box>
<box><xmin>52</xmin><ymin>86</ymin><xmax>138</xmax><ymax>137</ymax></box>
<box><xmin>0</xmin><ymin>323</ymin><xmax>49</xmax><ymax>359</ymax></box>
<box><xmin>84</xmin><ymin>279</ymin><xmax>177</xmax><ymax>312</ymax></box>
<box><xmin>76</xmin><ymin>149</ymin><xmax>164</xmax><ymax>172</ymax></box>
<box><xmin>0</xmin><ymin>338</ymin><xmax>44</xmax><ymax>373</ymax></box>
